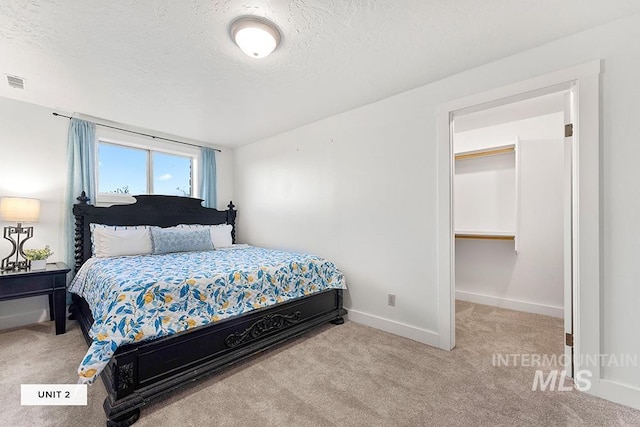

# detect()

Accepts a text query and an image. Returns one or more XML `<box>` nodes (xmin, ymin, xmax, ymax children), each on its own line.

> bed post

<box><xmin>330</xmin><ymin>289</ymin><xmax>346</xmax><ymax>324</ymax></box>
<box><xmin>226</xmin><ymin>201</ymin><xmax>237</xmax><ymax>243</ymax></box>
<box><xmin>73</xmin><ymin>191</ymin><xmax>91</xmax><ymax>273</ymax></box>
<box><xmin>68</xmin><ymin>192</ymin><xmax>91</xmax><ymax>321</ymax></box>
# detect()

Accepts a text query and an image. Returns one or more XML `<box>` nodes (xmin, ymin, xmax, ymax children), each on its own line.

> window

<box><xmin>151</xmin><ymin>152</ymin><xmax>193</xmax><ymax>197</ymax></box>
<box><xmin>98</xmin><ymin>143</ymin><xmax>147</xmax><ymax>195</ymax></box>
<box><xmin>97</xmin><ymin>139</ymin><xmax>198</xmax><ymax>205</ymax></box>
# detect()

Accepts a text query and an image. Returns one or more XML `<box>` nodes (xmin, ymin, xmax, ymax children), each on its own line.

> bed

<box><xmin>68</xmin><ymin>193</ymin><xmax>347</xmax><ymax>426</ymax></box>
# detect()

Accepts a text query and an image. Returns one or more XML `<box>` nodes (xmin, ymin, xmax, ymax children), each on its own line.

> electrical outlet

<box><xmin>388</xmin><ymin>293</ymin><xmax>396</xmax><ymax>307</ymax></box>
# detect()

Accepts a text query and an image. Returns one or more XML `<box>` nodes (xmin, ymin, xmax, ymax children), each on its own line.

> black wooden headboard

<box><xmin>72</xmin><ymin>192</ymin><xmax>237</xmax><ymax>272</ymax></box>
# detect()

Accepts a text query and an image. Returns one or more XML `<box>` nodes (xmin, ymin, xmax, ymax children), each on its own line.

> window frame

<box><xmin>95</xmin><ymin>128</ymin><xmax>200</xmax><ymax>206</ymax></box>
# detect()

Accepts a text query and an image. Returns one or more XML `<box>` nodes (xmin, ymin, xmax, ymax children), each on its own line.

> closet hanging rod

<box><xmin>455</xmin><ymin>144</ymin><xmax>514</xmax><ymax>161</ymax></box>
<box><xmin>455</xmin><ymin>234</ymin><xmax>515</xmax><ymax>241</ymax></box>
<box><xmin>52</xmin><ymin>112</ymin><xmax>221</xmax><ymax>152</ymax></box>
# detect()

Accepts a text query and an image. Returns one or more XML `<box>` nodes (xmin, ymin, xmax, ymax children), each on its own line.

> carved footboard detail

<box><xmin>108</xmin><ymin>355</ymin><xmax>138</xmax><ymax>402</ymax></box>
<box><xmin>225</xmin><ymin>311</ymin><xmax>302</xmax><ymax>348</ymax></box>
<box><xmin>115</xmin><ymin>362</ymin><xmax>135</xmax><ymax>392</ymax></box>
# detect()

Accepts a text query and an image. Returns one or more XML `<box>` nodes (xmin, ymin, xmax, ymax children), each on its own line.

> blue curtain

<box><xmin>200</xmin><ymin>147</ymin><xmax>217</xmax><ymax>208</ymax></box>
<box><xmin>65</xmin><ymin>118</ymin><xmax>96</xmax><ymax>273</ymax></box>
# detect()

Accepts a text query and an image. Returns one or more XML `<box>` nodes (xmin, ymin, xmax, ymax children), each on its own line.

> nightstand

<box><xmin>0</xmin><ymin>262</ymin><xmax>70</xmax><ymax>334</ymax></box>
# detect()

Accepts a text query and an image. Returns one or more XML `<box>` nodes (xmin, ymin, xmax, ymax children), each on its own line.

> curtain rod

<box><xmin>52</xmin><ymin>112</ymin><xmax>221</xmax><ymax>152</ymax></box>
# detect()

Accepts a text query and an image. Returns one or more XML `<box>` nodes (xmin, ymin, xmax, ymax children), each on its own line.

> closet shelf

<box><xmin>454</xmin><ymin>144</ymin><xmax>515</xmax><ymax>161</ymax></box>
<box><xmin>455</xmin><ymin>230</ymin><xmax>515</xmax><ymax>240</ymax></box>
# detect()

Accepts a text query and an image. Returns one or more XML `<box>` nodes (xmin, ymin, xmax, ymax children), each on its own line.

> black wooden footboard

<box><xmin>71</xmin><ymin>289</ymin><xmax>346</xmax><ymax>426</ymax></box>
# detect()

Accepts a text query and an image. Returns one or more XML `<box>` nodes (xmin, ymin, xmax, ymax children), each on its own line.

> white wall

<box><xmin>454</xmin><ymin>153</ymin><xmax>516</xmax><ymax>234</ymax></box>
<box><xmin>0</xmin><ymin>95</ymin><xmax>234</xmax><ymax>330</ymax></box>
<box><xmin>234</xmin><ymin>101</ymin><xmax>438</xmax><ymax>343</ymax></box>
<box><xmin>0</xmin><ymin>97</ymin><xmax>68</xmax><ymax>329</ymax></box>
<box><xmin>454</xmin><ymin>113</ymin><xmax>565</xmax><ymax>317</ymax></box>
<box><xmin>234</xmin><ymin>14</ymin><xmax>640</xmax><ymax>401</ymax></box>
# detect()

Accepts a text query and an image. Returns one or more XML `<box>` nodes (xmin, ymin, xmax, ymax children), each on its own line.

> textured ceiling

<box><xmin>1</xmin><ymin>1</ymin><xmax>639</xmax><ymax>148</ymax></box>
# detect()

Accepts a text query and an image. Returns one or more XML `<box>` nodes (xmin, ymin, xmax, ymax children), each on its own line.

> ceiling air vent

<box><xmin>6</xmin><ymin>75</ymin><xmax>25</xmax><ymax>89</ymax></box>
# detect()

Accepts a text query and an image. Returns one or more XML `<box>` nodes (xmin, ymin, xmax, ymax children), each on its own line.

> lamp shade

<box><xmin>0</xmin><ymin>197</ymin><xmax>40</xmax><ymax>222</ymax></box>
<box><xmin>230</xmin><ymin>17</ymin><xmax>282</xmax><ymax>58</ymax></box>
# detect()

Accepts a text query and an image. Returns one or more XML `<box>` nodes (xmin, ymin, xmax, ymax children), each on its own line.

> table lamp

<box><xmin>0</xmin><ymin>197</ymin><xmax>40</xmax><ymax>271</ymax></box>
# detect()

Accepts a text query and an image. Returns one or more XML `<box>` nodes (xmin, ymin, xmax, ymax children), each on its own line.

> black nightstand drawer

<box><xmin>0</xmin><ymin>274</ymin><xmax>58</xmax><ymax>298</ymax></box>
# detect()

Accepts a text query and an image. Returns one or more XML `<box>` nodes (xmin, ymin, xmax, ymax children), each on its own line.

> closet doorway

<box><xmin>451</xmin><ymin>90</ymin><xmax>573</xmax><ymax>374</ymax></box>
<box><xmin>436</xmin><ymin>61</ymin><xmax>602</xmax><ymax>390</ymax></box>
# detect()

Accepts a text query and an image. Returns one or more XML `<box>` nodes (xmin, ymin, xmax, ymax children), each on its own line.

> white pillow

<box><xmin>178</xmin><ymin>224</ymin><xmax>233</xmax><ymax>248</ymax></box>
<box><xmin>90</xmin><ymin>224</ymin><xmax>153</xmax><ymax>258</ymax></box>
<box><xmin>210</xmin><ymin>224</ymin><xmax>233</xmax><ymax>248</ymax></box>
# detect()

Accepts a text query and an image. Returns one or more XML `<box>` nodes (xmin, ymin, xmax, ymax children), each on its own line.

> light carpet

<box><xmin>1</xmin><ymin>301</ymin><xmax>638</xmax><ymax>426</ymax></box>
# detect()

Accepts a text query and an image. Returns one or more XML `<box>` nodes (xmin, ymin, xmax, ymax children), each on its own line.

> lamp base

<box><xmin>0</xmin><ymin>261</ymin><xmax>16</xmax><ymax>271</ymax></box>
<box><xmin>1</xmin><ymin>261</ymin><xmax>31</xmax><ymax>271</ymax></box>
<box><xmin>1</xmin><ymin>224</ymin><xmax>33</xmax><ymax>271</ymax></box>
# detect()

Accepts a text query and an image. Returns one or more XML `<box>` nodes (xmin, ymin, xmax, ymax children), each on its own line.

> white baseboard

<box><xmin>346</xmin><ymin>309</ymin><xmax>439</xmax><ymax>347</ymax></box>
<box><xmin>0</xmin><ymin>309</ymin><xmax>50</xmax><ymax>331</ymax></box>
<box><xmin>456</xmin><ymin>289</ymin><xmax>564</xmax><ymax>318</ymax></box>
<box><xmin>598</xmin><ymin>379</ymin><xmax>640</xmax><ymax>411</ymax></box>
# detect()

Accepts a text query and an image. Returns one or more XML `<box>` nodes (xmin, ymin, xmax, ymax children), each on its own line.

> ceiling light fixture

<box><xmin>230</xmin><ymin>16</ymin><xmax>282</xmax><ymax>59</ymax></box>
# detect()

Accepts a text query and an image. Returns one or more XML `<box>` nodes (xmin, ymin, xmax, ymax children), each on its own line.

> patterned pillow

<box><xmin>150</xmin><ymin>227</ymin><xmax>214</xmax><ymax>255</ymax></box>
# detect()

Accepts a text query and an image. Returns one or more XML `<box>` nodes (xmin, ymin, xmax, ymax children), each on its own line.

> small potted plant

<box><xmin>24</xmin><ymin>245</ymin><xmax>53</xmax><ymax>270</ymax></box>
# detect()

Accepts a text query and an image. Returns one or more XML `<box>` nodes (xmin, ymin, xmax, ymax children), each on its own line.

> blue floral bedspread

<box><xmin>68</xmin><ymin>245</ymin><xmax>346</xmax><ymax>384</ymax></box>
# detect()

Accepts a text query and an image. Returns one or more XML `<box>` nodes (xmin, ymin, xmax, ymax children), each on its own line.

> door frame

<box><xmin>436</xmin><ymin>61</ymin><xmax>601</xmax><ymax>395</ymax></box>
